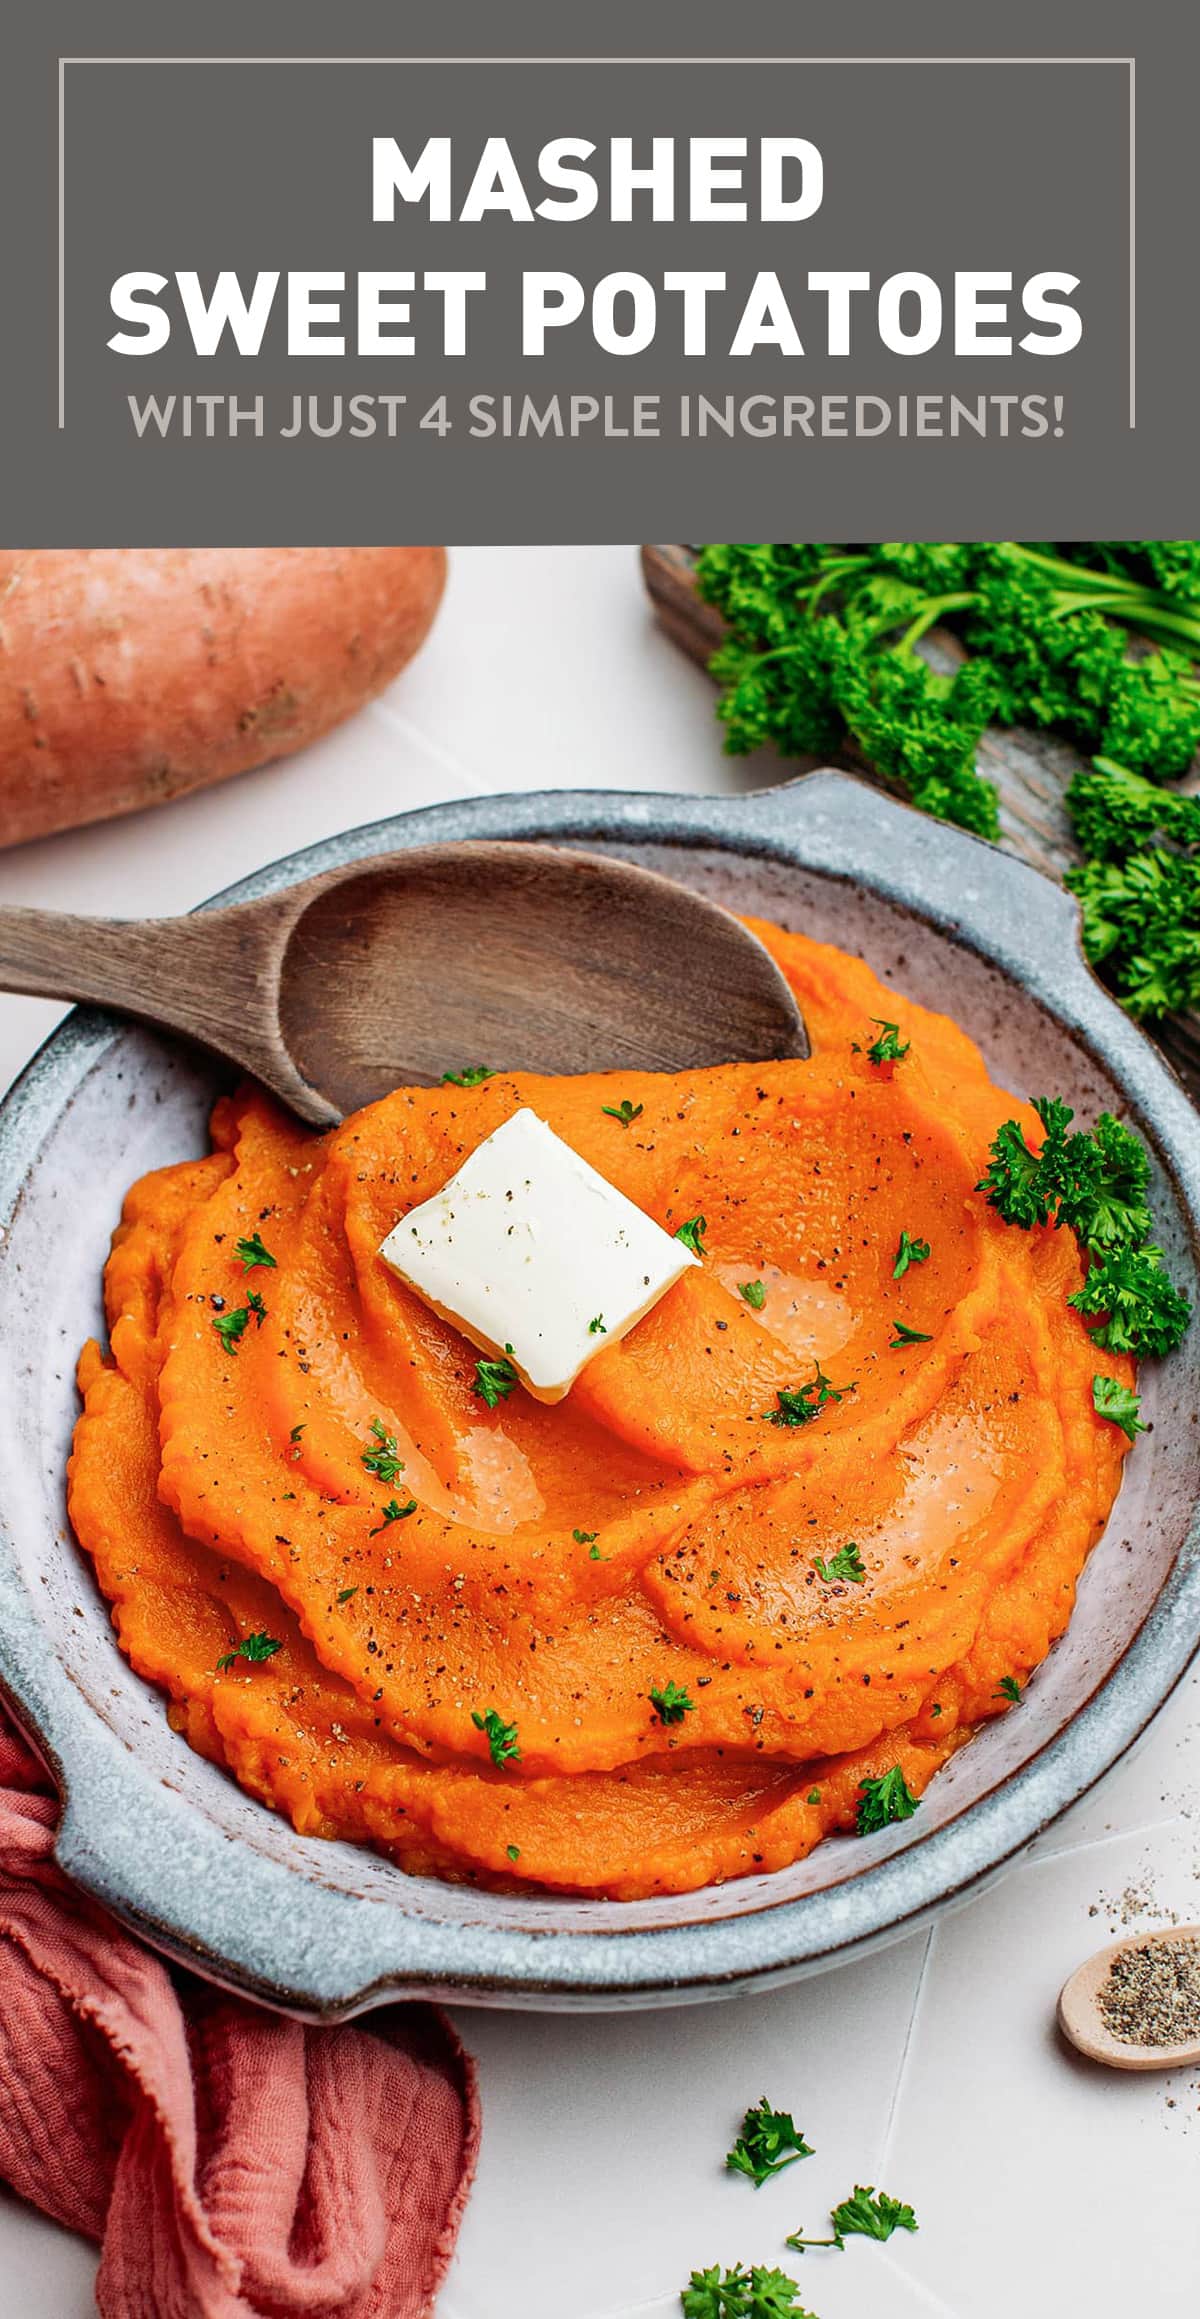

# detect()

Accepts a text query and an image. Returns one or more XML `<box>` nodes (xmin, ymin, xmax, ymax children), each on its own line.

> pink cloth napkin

<box><xmin>0</xmin><ymin>1711</ymin><xmax>479</xmax><ymax>2318</ymax></box>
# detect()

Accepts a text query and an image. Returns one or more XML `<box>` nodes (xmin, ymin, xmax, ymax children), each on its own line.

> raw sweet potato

<box><xmin>0</xmin><ymin>545</ymin><xmax>446</xmax><ymax>847</ymax></box>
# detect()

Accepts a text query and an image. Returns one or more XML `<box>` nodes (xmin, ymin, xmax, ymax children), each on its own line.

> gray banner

<box><xmin>1</xmin><ymin>1</ymin><xmax>1195</xmax><ymax>543</ymax></box>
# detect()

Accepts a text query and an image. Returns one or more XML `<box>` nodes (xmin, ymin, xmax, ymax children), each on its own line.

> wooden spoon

<box><xmin>0</xmin><ymin>840</ymin><xmax>809</xmax><ymax>1126</ymax></box>
<box><xmin>1058</xmin><ymin>1926</ymin><xmax>1200</xmax><ymax>2071</ymax></box>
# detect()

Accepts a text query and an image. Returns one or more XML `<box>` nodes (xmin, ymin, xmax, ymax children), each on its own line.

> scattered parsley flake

<box><xmin>572</xmin><ymin>1527</ymin><xmax>598</xmax><ymax>1544</ymax></box>
<box><xmin>675</xmin><ymin>1216</ymin><xmax>707</xmax><ymax>1255</ymax></box>
<box><xmin>738</xmin><ymin>1280</ymin><xmax>767</xmax><ymax>1310</ymax></box>
<box><xmin>588</xmin><ymin>1544</ymin><xmax>604</xmax><ymax>1561</ymax></box>
<box><xmin>337</xmin><ymin>1586</ymin><xmax>358</xmax><ymax>1604</ymax></box>
<box><xmin>602</xmin><ymin>1098</ymin><xmax>644</xmax><ymax>1127</ymax></box>
<box><xmin>1092</xmin><ymin>1374</ymin><xmax>1148</xmax><ymax>1441</ymax></box>
<box><xmin>866</xmin><ymin>1020</ymin><xmax>910</xmax><ymax>1066</ymax></box>
<box><xmin>812</xmin><ymin>1542</ymin><xmax>866</xmax><ymax>1586</ymax></box>
<box><xmin>892</xmin><ymin>1231</ymin><xmax>931</xmax><ymax>1280</ymax></box>
<box><xmin>997</xmin><ymin>1675</ymin><xmax>1023</xmax><ymax>1704</ymax></box>
<box><xmin>234</xmin><ymin>1231</ymin><xmax>276</xmax><ymax>1272</ymax></box>
<box><xmin>361</xmin><ymin>1418</ymin><xmax>405</xmax><ymax>1482</ymax></box>
<box><xmin>369</xmin><ymin>1497</ymin><xmax>417</xmax><ymax>1534</ymax></box>
<box><xmin>767</xmin><ymin>1362</ymin><xmax>853</xmax><ymax>1427</ymax></box>
<box><xmin>216</xmin><ymin>1630</ymin><xmax>282</xmax><ymax>1674</ymax></box>
<box><xmin>213</xmin><ymin>1296</ymin><xmax>266</xmax><ymax>1354</ymax></box>
<box><xmin>289</xmin><ymin>1424</ymin><xmax>305</xmax><ymax>1443</ymax></box>
<box><xmin>649</xmin><ymin>1680</ymin><xmax>694</xmax><ymax>1726</ymax></box>
<box><xmin>474</xmin><ymin>1350</ymin><xmax>519</xmax><ymax>1408</ymax></box>
<box><xmin>506</xmin><ymin>1843</ymin><xmax>520</xmax><ymax>1863</ymax></box>
<box><xmin>588</xmin><ymin>1315</ymin><xmax>607</xmax><ymax>1335</ymax></box>
<box><xmin>472</xmin><ymin>1707</ymin><xmax>521</xmax><ymax>1766</ymax></box>
<box><xmin>806</xmin><ymin>1788</ymin><xmax>822</xmax><ymax>1806</ymax></box>
<box><xmin>856</xmin><ymin>1766</ymin><xmax>920</xmax><ymax>1835</ymax></box>
<box><xmin>441</xmin><ymin>1066</ymin><xmax>494</xmax><ymax>1088</ymax></box>
<box><xmin>725</xmin><ymin>2098</ymin><xmax>814</xmax><ymax>2188</ymax></box>
<box><xmin>889</xmin><ymin>1320</ymin><xmax>932</xmax><ymax>1348</ymax></box>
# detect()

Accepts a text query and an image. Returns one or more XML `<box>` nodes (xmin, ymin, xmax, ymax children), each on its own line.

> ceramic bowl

<box><xmin>1</xmin><ymin>770</ymin><xmax>1198</xmax><ymax>2016</ymax></box>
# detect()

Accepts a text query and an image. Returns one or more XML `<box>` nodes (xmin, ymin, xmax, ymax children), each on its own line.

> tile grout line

<box><xmin>1023</xmin><ymin>1809</ymin><xmax>1186</xmax><ymax>1870</ymax></box>
<box><xmin>366</xmin><ymin>695</ymin><xmax>485</xmax><ymax>792</ymax></box>
<box><xmin>877</xmin><ymin>2242</ymin><xmax>967</xmax><ymax>2319</ymax></box>
<box><xmin>877</xmin><ymin>1923</ymin><xmax>937</xmax><ymax>2179</ymax></box>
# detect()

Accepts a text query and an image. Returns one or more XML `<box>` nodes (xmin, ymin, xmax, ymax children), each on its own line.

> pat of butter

<box><xmin>378</xmin><ymin>1106</ymin><xmax>699</xmax><ymax>1403</ymax></box>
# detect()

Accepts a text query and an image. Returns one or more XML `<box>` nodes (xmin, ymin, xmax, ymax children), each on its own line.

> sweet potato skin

<box><xmin>0</xmin><ymin>545</ymin><xmax>446</xmax><ymax>847</ymax></box>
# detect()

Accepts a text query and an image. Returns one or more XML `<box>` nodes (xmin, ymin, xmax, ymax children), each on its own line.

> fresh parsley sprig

<box><xmin>812</xmin><ymin>1542</ymin><xmax>866</xmax><ymax>1586</ymax></box>
<box><xmin>472</xmin><ymin>1707</ymin><xmax>521</xmax><ymax>1766</ymax></box>
<box><xmin>766</xmin><ymin>1362</ymin><xmax>853</xmax><ymax>1428</ymax></box>
<box><xmin>682</xmin><ymin>2265</ymin><xmax>816</xmax><ymax>2319</ymax></box>
<box><xmin>856</xmin><ymin>1766</ymin><xmax>919</xmax><ymax>1835</ymax></box>
<box><xmin>212</xmin><ymin>1292</ymin><xmax>267</xmax><ymax>1354</ymax></box>
<box><xmin>892</xmin><ymin>1231</ymin><xmax>930</xmax><ymax>1279</ymax></box>
<box><xmin>474</xmin><ymin>1349</ymin><xmax>519</xmax><ymax>1407</ymax></box>
<box><xmin>216</xmin><ymin>1630</ymin><xmax>282</xmax><ymax>1673</ymax></box>
<box><xmin>234</xmin><ymin>1232</ymin><xmax>276</xmax><ymax>1271</ymax></box>
<box><xmin>725</xmin><ymin>2098</ymin><xmax>813</xmax><ymax>2188</ymax></box>
<box><xmin>649</xmin><ymin>1680</ymin><xmax>694</xmax><ymax>1726</ymax></box>
<box><xmin>977</xmin><ymin>1099</ymin><xmax>1189</xmax><ymax>1357</ymax></box>
<box><xmin>1092</xmin><ymin>1374</ymin><xmax>1148</xmax><ymax>1440</ymax></box>
<box><xmin>675</xmin><ymin>1216</ymin><xmax>707</xmax><ymax>1255</ymax></box>
<box><xmin>786</xmin><ymin>2184</ymin><xmax>919</xmax><ymax>2252</ymax></box>
<box><xmin>361</xmin><ymin>1418</ymin><xmax>405</xmax><ymax>1482</ymax></box>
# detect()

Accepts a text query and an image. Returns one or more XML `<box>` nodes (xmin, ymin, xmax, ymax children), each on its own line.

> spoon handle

<box><xmin>0</xmin><ymin>902</ymin><xmax>283</xmax><ymax>1082</ymax></box>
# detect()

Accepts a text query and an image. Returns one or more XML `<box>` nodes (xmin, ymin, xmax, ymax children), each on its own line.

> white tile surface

<box><xmin>1</xmin><ymin>547</ymin><xmax>1197</xmax><ymax>2319</ymax></box>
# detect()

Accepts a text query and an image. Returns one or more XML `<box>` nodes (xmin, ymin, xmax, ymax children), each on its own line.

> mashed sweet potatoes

<box><xmin>68</xmin><ymin>922</ymin><xmax>1132</xmax><ymax>1898</ymax></box>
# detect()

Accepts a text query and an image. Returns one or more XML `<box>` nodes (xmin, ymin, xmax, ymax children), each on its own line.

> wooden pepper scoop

<box><xmin>0</xmin><ymin>840</ymin><xmax>809</xmax><ymax>1126</ymax></box>
<box><xmin>1058</xmin><ymin>1926</ymin><xmax>1200</xmax><ymax>2071</ymax></box>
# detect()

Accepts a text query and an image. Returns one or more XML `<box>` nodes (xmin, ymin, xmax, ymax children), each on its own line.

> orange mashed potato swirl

<box><xmin>68</xmin><ymin>923</ymin><xmax>1132</xmax><ymax>1899</ymax></box>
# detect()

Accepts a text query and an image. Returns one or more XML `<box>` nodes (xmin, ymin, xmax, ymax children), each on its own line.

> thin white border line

<box><xmin>57</xmin><ymin>55</ymin><xmax>1137</xmax><ymax>432</ymax></box>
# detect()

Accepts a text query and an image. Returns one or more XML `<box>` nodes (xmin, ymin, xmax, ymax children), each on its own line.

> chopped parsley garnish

<box><xmin>472</xmin><ymin>1707</ymin><xmax>521</xmax><ymax>1766</ymax></box>
<box><xmin>738</xmin><ymin>1279</ymin><xmax>767</xmax><ymax>1309</ymax></box>
<box><xmin>997</xmin><ymin>1674</ymin><xmax>1023</xmax><ymax>1704</ymax></box>
<box><xmin>977</xmin><ymin>1100</ymin><xmax>1190</xmax><ymax>1356</ymax></box>
<box><xmin>1092</xmin><ymin>1374</ymin><xmax>1148</xmax><ymax>1441</ymax></box>
<box><xmin>866</xmin><ymin>1020</ymin><xmax>910</xmax><ymax>1066</ymax></box>
<box><xmin>682</xmin><ymin>2264</ymin><xmax>815</xmax><ymax>2319</ymax></box>
<box><xmin>506</xmin><ymin>1843</ymin><xmax>520</xmax><ymax>1862</ymax></box>
<box><xmin>234</xmin><ymin>1231</ymin><xmax>276</xmax><ymax>1271</ymax></box>
<box><xmin>649</xmin><ymin>1679</ymin><xmax>694</xmax><ymax>1726</ymax></box>
<box><xmin>889</xmin><ymin>1320</ymin><xmax>933</xmax><ymax>1348</ymax></box>
<box><xmin>786</xmin><ymin>2185</ymin><xmax>919</xmax><ymax>2252</ymax></box>
<box><xmin>725</xmin><ymin>2098</ymin><xmax>814</xmax><ymax>2188</ymax></box>
<box><xmin>806</xmin><ymin>1788</ymin><xmax>822</xmax><ymax>1806</ymax></box>
<box><xmin>369</xmin><ymin>1496</ymin><xmax>417</xmax><ymax>1534</ymax></box>
<box><xmin>473</xmin><ymin>1349</ymin><xmax>519</xmax><ymax>1408</ymax></box>
<box><xmin>216</xmin><ymin>1630</ymin><xmax>282</xmax><ymax>1673</ymax></box>
<box><xmin>602</xmin><ymin>1098</ymin><xmax>644</xmax><ymax>1127</ymax></box>
<box><xmin>361</xmin><ymin>1418</ymin><xmax>405</xmax><ymax>1482</ymax></box>
<box><xmin>766</xmin><ymin>1362</ymin><xmax>853</xmax><ymax>1427</ymax></box>
<box><xmin>812</xmin><ymin>1542</ymin><xmax>866</xmax><ymax>1586</ymax></box>
<box><xmin>441</xmin><ymin>1066</ymin><xmax>494</xmax><ymax>1088</ymax></box>
<box><xmin>289</xmin><ymin>1423</ymin><xmax>305</xmax><ymax>1443</ymax></box>
<box><xmin>892</xmin><ymin>1231</ymin><xmax>931</xmax><ymax>1280</ymax></box>
<box><xmin>588</xmin><ymin>1544</ymin><xmax>604</xmax><ymax>1561</ymax></box>
<box><xmin>588</xmin><ymin>1315</ymin><xmax>607</xmax><ymax>1335</ymax></box>
<box><xmin>675</xmin><ymin>1215</ymin><xmax>707</xmax><ymax>1255</ymax></box>
<box><xmin>212</xmin><ymin>1294</ymin><xmax>267</xmax><ymax>1354</ymax></box>
<box><xmin>573</xmin><ymin>1528</ymin><xmax>599</xmax><ymax>1544</ymax></box>
<box><xmin>337</xmin><ymin>1586</ymin><xmax>358</xmax><ymax>1603</ymax></box>
<box><xmin>856</xmin><ymin>1766</ymin><xmax>920</xmax><ymax>1835</ymax></box>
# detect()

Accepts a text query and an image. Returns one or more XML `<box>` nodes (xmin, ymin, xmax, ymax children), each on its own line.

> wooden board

<box><xmin>642</xmin><ymin>544</ymin><xmax>1200</xmax><ymax>1107</ymax></box>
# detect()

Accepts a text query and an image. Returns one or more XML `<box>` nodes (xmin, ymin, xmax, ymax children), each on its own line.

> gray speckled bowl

<box><xmin>1</xmin><ymin>770</ymin><xmax>1199</xmax><ymax>2016</ymax></box>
